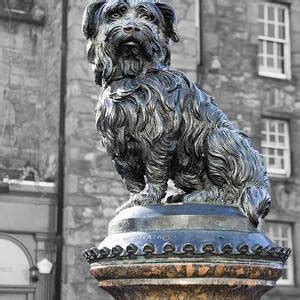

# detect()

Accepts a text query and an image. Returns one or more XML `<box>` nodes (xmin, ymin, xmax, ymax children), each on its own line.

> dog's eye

<box><xmin>140</xmin><ymin>14</ymin><xmax>154</xmax><ymax>21</ymax></box>
<box><xmin>109</xmin><ymin>12</ymin><xmax>123</xmax><ymax>20</ymax></box>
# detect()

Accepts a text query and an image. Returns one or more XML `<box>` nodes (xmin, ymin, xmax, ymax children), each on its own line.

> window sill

<box><xmin>0</xmin><ymin>9</ymin><xmax>45</xmax><ymax>25</ymax></box>
<box><xmin>2</xmin><ymin>178</ymin><xmax>56</xmax><ymax>194</ymax></box>
<box><xmin>277</xmin><ymin>281</ymin><xmax>294</xmax><ymax>287</ymax></box>
<box><xmin>258</xmin><ymin>70</ymin><xmax>291</xmax><ymax>80</ymax></box>
<box><xmin>268</xmin><ymin>173</ymin><xmax>291</xmax><ymax>179</ymax></box>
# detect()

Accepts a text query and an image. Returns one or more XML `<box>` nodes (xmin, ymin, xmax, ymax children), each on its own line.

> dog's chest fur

<box><xmin>96</xmin><ymin>69</ymin><xmax>227</xmax><ymax>161</ymax></box>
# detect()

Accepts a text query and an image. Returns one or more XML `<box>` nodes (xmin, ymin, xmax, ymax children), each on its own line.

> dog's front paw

<box><xmin>132</xmin><ymin>184</ymin><xmax>164</xmax><ymax>205</ymax></box>
<box><xmin>183</xmin><ymin>190</ymin><xmax>208</xmax><ymax>203</ymax></box>
<box><xmin>166</xmin><ymin>192</ymin><xmax>185</xmax><ymax>203</ymax></box>
<box><xmin>116</xmin><ymin>184</ymin><xmax>165</xmax><ymax>214</ymax></box>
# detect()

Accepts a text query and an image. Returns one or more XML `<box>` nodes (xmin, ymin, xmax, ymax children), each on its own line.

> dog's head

<box><xmin>82</xmin><ymin>0</ymin><xmax>179</xmax><ymax>86</ymax></box>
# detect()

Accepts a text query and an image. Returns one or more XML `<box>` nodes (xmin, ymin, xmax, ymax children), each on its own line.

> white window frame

<box><xmin>261</xmin><ymin>119</ymin><xmax>291</xmax><ymax>178</ymax></box>
<box><xmin>258</xmin><ymin>2</ymin><xmax>291</xmax><ymax>80</ymax></box>
<box><xmin>264</xmin><ymin>222</ymin><xmax>294</xmax><ymax>286</ymax></box>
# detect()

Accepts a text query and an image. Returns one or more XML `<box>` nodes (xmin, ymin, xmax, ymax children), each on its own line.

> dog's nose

<box><xmin>123</xmin><ymin>23</ymin><xmax>141</xmax><ymax>34</ymax></box>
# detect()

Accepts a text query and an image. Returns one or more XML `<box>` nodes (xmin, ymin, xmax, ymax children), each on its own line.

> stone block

<box><xmin>24</xmin><ymin>76</ymin><xmax>40</xmax><ymax>88</ymax></box>
<box><xmin>292</xmin><ymin>51</ymin><xmax>300</xmax><ymax>67</ymax></box>
<box><xmin>65</xmin><ymin>264</ymin><xmax>88</xmax><ymax>284</ymax></box>
<box><xmin>68</xmin><ymin>6</ymin><xmax>84</xmax><ymax>27</ymax></box>
<box><xmin>0</xmin><ymin>32</ymin><xmax>11</xmax><ymax>47</ymax></box>
<box><xmin>203</xmin><ymin>0</ymin><xmax>216</xmax><ymax>15</ymax></box>
<box><xmin>177</xmin><ymin>20</ymin><xmax>196</xmax><ymax>40</ymax></box>
<box><xmin>68</xmin><ymin>23</ymin><xmax>83</xmax><ymax>40</ymax></box>
<box><xmin>171</xmin><ymin>53</ymin><xmax>197</xmax><ymax>71</ymax></box>
<box><xmin>186</xmin><ymin>2</ymin><xmax>196</xmax><ymax>22</ymax></box>
<box><xmin>68</xmin><ymin>39</ymin><xmax>86</xmax><ymax>60</ymax></box>
<box><xmin>217</xmin><ymin>0</ymin><xmax>231</xmax><ymax>7</ymax></box>
<box><xmin>86</xmin><ymin>279</ymin><xmax>113</xmax><ymax>300</ymax></box>
<box><xmin>63</xmin><ymin>246</ymin><xmax>76</xmax><ymax>266</ymax></box>
<box><xmin>183</xmin><ymin>38</ymin><xmax>197</xmax><ymax>56</ymax></box>
<box><xmin>204</xmin><ymin>32</ymin><xmax>219</xmax><ymax>52</ymax></box>
<box><xmin>67</xmin><ymin>58</ymin><xmax>93</xmax><ymax>81</ymax></box>
<box><xmin>171</xmin><ymin>0</ymin><xmax>189</xmax><ymax>20</ymax></box>
<box><xmin>0</xmin><ymin>63</ymin><xmax>9</xmax><ymax>84</ymax></box>
<box><xmin>10</xmin><ymin>74</ymin><xmax>23</xmax><ymax>87</ymax></box>
<box><xmin>61</xmin><ymin>283</ymin><xmax>76</xmax><ymax>300</ymax></box>
<box><xmin>70</xmin><ymin>96</ymin><xmax>94</xmax><ymax>114</ymax></box>
<box><xmin>247</xmin><ymin>2</ymin><xmax>258</xmax><ymax>24</ymax></box>
<box><xmin>65</xmin><ymin>229</ymin><xmax>93</xmax><ymax>246</ymax></box>
<box><xmin>66</xmin><ymin>174</ymin><xmax>79</xmax><ymax>194</ymax></box>
<box><xmin>234</xmin><ymin>31</ymin><xmax>249</xmax><ymax>40</ymax></box>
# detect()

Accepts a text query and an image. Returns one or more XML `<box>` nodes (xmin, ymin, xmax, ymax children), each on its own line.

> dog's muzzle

<box><xmin>123</xmin><ymin>23</ymin><xmax>141</xmax><ymax>35</ymax></box>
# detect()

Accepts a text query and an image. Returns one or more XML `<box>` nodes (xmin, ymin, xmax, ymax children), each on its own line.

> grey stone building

<box><xmin>0</xmin><ymin>0</ymin><xmax>299</xmax><ymax>299</ymax></box>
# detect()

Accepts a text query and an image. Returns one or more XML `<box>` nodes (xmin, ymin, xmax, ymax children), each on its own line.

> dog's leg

<box><xmin>114</xmin><ymin>159</ymin><xmax>147</xmax><ymax>213</ymax></box>
<box><xmin>204</xmin><ymin>127</ymin><xmax>271</xmax><ymax>226</ymax></box>
<box><xmin>130</xmin><ymin>138</ymin><xmax>176</xmax><ymax>206</ymax></box>
<box><xmin>114</xmin><ymin>159</ymin><xmax>145</xmax><ymax>193</ymax></box>
<box><xmin>169</xmin><ymin>171</ymin><xmax>203</xmax><ymax>203</ymax></box>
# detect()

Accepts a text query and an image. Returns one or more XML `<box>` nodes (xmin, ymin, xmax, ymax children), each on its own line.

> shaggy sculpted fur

<box><xmin>82</xmin><ymin>0</ymin><xmax>271</xmax><ymax>226</ymax></box>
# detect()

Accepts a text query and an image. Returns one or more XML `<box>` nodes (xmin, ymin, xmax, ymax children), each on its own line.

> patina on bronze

<box><xmin>81</xmin><ymin>0</ymin><xmax>291</xmax><ymax>299</ymax></box>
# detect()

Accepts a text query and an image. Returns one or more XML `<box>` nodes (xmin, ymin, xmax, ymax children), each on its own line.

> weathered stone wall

<box><xmin>0</xmin><ymin>0</ymin><xmax>61</xmax><ymax>182</ymax></box>
<box><xmin>62</xmin><ymin>0</ymin><xmax>300</xmax><ymax>299</ymax></box>
<box><xmin>200</xmin><ymin>1</ymin><xmax>300</xmax><ymax>299</ymax></box>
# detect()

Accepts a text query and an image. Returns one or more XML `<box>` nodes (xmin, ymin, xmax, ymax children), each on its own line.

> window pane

<box><xmin>269</xmin><ymin>148</ymin><xmax>275</xmax><ymax>155</ymax></box>
<box><xmin>272</xmin><ymin>225</ymin><xmax>279</xmax><ymax>236</ymax></box>
<box><xmin>278</xmin><ymin>149</ymin><xmax>284</xmax><ymax>156</ymax></box>
<box><xmin>278</xmin><ymin>58</ymin><xmax>285</xmax><ymax>73</ymax></box>
<box><xmin>279</xmin><ymin>135</ymin><xmax>285</xmax><ymax>144</ymax></box>
<box><xmin>259</xmin><ymin>4</ymin><xmax>265</xmax><ymax>19</ymax></box>
<box><xmin>259</xmin><ymin>22</ymin><xmax>265</xmax><ymax>35</ymax></box>
<box><xmin>277</xmin><ymin>43</ymin><xmax>284</xmax><ymax>57</ymax></box>
<box><xmin>267</xmin><ymin>41</ymin><xmax>273</xmax><ymax>54</ymax></box>
<box><xmin>264</xmin><ymin>222</ymin><xmax>293</xmax><ymax>284</ymax></box>
<box><xmin>258</xmin><ymin>41</ymin><xmax>263</xmax><ymax>54</ymax></box>
<box><xmin>268</xmin><ymin>24</ymin><xmax>275</xmax><ymax>37</ymax></box>
<box><xmin>278</xmin><ymin>8</ymin><xmax>285</xmax><ymax>23</ymax></box>
<box><xmin>267</xmin><ymin>57</ymin><xmax>274</xmax><ymax>67</ymax></box>
<box><xmin>281</xmin><ymin>158</ymin><xmax>285</xmax><ymax>169</ymax></box>
<box><xmin>258</xmin><ymin>56</ymin><xmax>264</xmax><ymax>67</ymax></box>
<box><xmin>281</xmin><ymin>269</ymin><xmax>288</xmax><ymax>280</ymax></box>
<box><xmin>268</xmin><ymin>6</ymin><xmax>275</xmax><ymax>21</ymax></box>
<box><xmin>261</xmin><ymin>119</ymin><xmax>290</xmax><ymax>175</ymax></box>
<box><xmin>270</xmin><ymin>122</ymin><xmax>276</xmax><ymax>132</ymax></box>
<box><xmin>278</xmin><ymin>25</ymin><xmax>285</xmax><ymax>39</ymax></box>
<box><xmin>282</xmin><ymin>226</ymin><xmax>288</xmax><ymax>238</ymax></box>
<box><xmin>278</xmin><ymin>122</ymin><xmax>285</xmax><ymax>133</ymax></box>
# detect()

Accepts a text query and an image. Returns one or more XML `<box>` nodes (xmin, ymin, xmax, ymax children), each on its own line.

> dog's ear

<box><xmin>86</xmin><ymin>40</ymin><xmax>103</xmax><ymax>86</ymax></box>
<box><xmin>82</xmin><ymin>1</ymin><xmax>106</xmax><ymax>40</ymax></box>
<box><xmin>156</xmin><ymin>2</ymin><xmax>180</xmax><ymax>42</ymax></box>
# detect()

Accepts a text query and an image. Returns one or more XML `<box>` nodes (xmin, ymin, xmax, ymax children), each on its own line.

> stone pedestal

<box><xmin>83</xmin><ymin>204</ymin><xmax>290</xmax><ymax>300</ymax></box>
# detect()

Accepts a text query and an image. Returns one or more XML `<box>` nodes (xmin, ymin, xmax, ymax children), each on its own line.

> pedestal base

<box><xmin>92</xmin><ymin>260</ymin><xmax>281</xmax><ymax>300</ymax></box>
<box><xmin>83</xmin><ymin>204</ymin><xmax>290</xmax><ymax>300</ymax></box>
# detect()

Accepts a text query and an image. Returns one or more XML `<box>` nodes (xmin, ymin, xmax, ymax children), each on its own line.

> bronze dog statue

<box><xmin>82</xmin><ymin>0</ymin><xmax>271</xmax><ymax>227</ymax></box>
